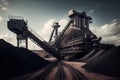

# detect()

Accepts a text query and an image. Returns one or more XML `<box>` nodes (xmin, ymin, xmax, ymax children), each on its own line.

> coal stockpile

<box><xmin>83</xmin><ymin>46</ymin><xmax>120</xmax><ymax>78</ymax></box>
<box><xmin>0</xmin><ymin>39</ymin><xmax>51</xmax><ymax>80</ymax></box>
<box><xmin>80</xmin><ymin>45</ymin><xmax>113</xmax><ymax>62</ymax></box>
<box><xmin>79</xmin><ymin>49</ymin><xmax>100</xmax><ymax>62</ymax></box>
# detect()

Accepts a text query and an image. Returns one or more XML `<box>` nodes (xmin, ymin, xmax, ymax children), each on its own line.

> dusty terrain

<box><xmin>0</xmin><ymin>39</ymin><xmax>120</xmax><ymax>80</ymax></box>
<box><xmin>12</xmin><ymin>61</ymin><xmax>120</xmax><ymax>80</ymax></box>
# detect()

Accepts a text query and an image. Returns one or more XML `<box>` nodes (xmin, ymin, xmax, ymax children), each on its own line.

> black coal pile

<box><xmin>80</xmin><ymin>45</ymin><xmax>113</xmax><ymax>62</ymax></box>
<box><xmin>80</xmin><ymin>49</ymin><xmax>100</xmax><ymax>62</ymax></box>
<box><xmin>82</xmin><ymin>46</ymin><xmax>120</xmax><ymax>78</ymax></box>
<box><xmin>0</xmin><ymin>39</ymin><xmax>51</xmax><ymax>80</ymax></box>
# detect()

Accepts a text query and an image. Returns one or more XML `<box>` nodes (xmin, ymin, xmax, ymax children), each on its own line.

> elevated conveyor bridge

<box><xmin>7</xmin><ymin>16</ymin><xmax>62</xmax><ymax>59</ymax></box>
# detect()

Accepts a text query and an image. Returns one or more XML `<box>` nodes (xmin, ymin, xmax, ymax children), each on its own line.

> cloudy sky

<box><xmin>0</xmin><ymin>0</ymin><xmax>120</xmax><ymax>49</ymax></box>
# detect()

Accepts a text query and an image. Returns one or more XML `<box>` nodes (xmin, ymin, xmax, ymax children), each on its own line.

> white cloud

<box><xmin>0</xmin><ymin>33</ymin><xmax>16</xmax><ymax>46</ymax></box>
<box><xmin>89</xmin><ymin>3</ymin><xmax>100</xmax><ymax>14</ymax></box>
<box><xmin>0</xmin><ymin>0</ymin><xmax>8</xmax><ymax>11</ymax></box>
<box><xmin>59</xmin><ymin>18</ymin><xmax>68</xmax><ymax>31</ymax></box>
<box><xmin>39</xmin><ymin>19</ymin><xmax>55</xmax><ymax>41</ymax></box>
<box><xmin>90</xmin><ymin>19</ymin><xmax>120</xmax><ymax>46</ymax></box>
<box><xmin>89</xmin><ymin>9</ymin><xmax>95</xmax><ymax>14</ymax></box>
<box><xmin>0</xmin><ymin>16</ymin><xmax>3</xmax><ymax>21</ymax></box>
<box><xmin>28</xmin><ymin>39</ymin><xmax>42</xmax><ymax>50</ymax></box>
<box><xmin>39</xmin><ymin>18</ymin><xmax>68</xmax><ymax>41</ymax></box>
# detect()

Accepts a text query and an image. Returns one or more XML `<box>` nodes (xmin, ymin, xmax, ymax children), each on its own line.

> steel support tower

<box><xmin>49</xmin><ymin>22</ymin><xmax>60</xmax><ymax>42</ymax></box>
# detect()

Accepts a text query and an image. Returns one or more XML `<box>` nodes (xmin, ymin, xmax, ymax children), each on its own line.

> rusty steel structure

<box><xmin>7</xmin><ymin>9</ymin><xmax>102</xmax><ymax>60</ymax></box>
<box><xmin>53</xmin><ymin>9</ymin><xmax>102</xmax><ymax>59</ymax></box>
<box><xmin>8</xmin><ymin>16</ymin><xmax>28</xmax><ymax>48</ymax></box>
<box><xmin>49</xmin><ymin>22</ymin><xmax>60</xmax><ymax>42</ymax></box>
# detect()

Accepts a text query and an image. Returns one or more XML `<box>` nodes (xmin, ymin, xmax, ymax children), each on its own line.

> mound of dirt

<box><xmin>83</xmin><ymin>46</ymin><xmax>120</xmax><ymax>78</ymax></box>
<box><xmin>80</xmin><ymin>44</ymin><xmax>113</xmax><ymax>62</ymax></box>
<box><xmin>0</xmin><ymin>39</ymin><xmax>50</xmax><ymax>80</ymax></box>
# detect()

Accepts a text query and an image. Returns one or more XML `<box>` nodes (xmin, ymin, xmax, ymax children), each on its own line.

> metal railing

<box><xmin>28</xmin><ymin>27</ymin><xmax>45</xmax><ymax>42</ymax></box>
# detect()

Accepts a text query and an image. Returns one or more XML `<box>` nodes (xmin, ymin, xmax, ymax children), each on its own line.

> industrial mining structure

<box><xmin>7</xmin><ymin>9</ymin><xmax>102</xmax><ymax>60</ymax></box>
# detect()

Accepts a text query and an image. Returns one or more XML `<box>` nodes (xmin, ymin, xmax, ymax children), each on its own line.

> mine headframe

<box><xmin>51</xmin><ymin>19</ymin><xmax>73</xmax><ymax>48</ymax></box>
<box><xmin>49</xmin><ymin>22</ymin><xmax>60</xmax><ymax>42</ymax></box>
<box><xmin>7</xmin><ymin>16</ymin><xmax>28</xmax><ymax>48</ymax></box>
